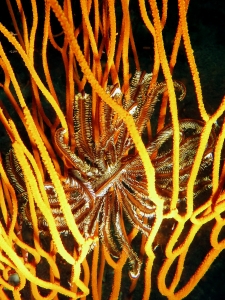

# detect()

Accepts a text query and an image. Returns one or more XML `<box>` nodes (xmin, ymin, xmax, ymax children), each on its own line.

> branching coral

<box><xmin>0</xmin><ymin>0</ymin><xmax>225</xmax><ymax>299</ymax></box>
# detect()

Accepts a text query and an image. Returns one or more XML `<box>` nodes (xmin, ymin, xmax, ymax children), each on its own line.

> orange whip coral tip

<box><xmin>0</xmin><ymin>0</ymin><xmax>225</xmax><ymax>299</ymax></box>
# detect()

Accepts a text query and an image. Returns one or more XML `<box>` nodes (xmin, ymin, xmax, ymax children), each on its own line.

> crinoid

<box><xmin>5</xmin><ymin>71</ymin><xmax>216</xmax><ymax>278</ymax></box>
